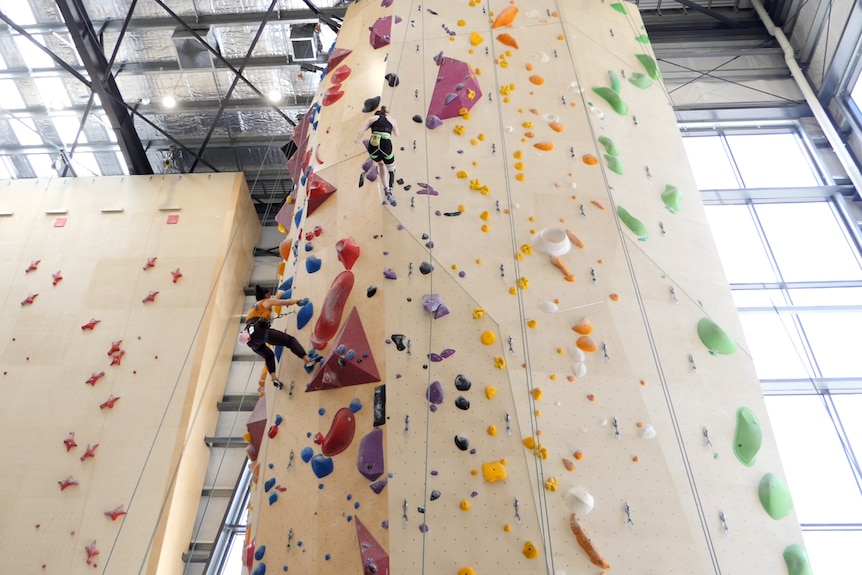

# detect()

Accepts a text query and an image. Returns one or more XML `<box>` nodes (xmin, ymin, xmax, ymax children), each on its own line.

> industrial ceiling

<box><xmin>0</xmin><ymin>0</ymin><xmax>809</xmax><ymax>223</ymax></box>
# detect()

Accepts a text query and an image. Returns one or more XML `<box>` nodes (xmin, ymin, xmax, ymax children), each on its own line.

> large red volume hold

<box><xmin>321</xmin><ymin>407</ymin><xmax>356</xmax><ymax>456</ymax></box>
<box><xmin>310</xmin><ymin>270</ymin><xmax>354</xmax><ymax>350</ymax></box>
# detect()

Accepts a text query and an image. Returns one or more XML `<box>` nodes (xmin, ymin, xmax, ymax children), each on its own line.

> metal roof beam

<box><xmin>669</xmin><ymin>0</ymin><xmax>763</xmax><ymax>27</ymax></box>
<box><xmin>54</xmin><ymin>0</ymin><xmax>152</xmax><ymax>175</ymax></box>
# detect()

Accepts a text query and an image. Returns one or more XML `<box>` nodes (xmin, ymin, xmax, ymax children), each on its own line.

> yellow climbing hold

<box><xmin>456</xmin><ymin>170</ymin><xmax>468</xmax><ymax>178</ymax></box>
<box><xmin>509</xmin><ymin>287</ymin><xmax>517</xmax><ymax>295</ymax></box>
<box><xmin>494</xmin><ymin>356</ymin><xmax>506</xmax><ymax>369</ymax></box>
<box><xmin>523</xmin><ymin>436</ymin><xmax>536</xmax><ymax>449</ymax></box>
<box><xmin>457</xmin><ymin>19</ymin><xmax>466</xmax><ymax>27</ymax></box>
<box><xmin>473</xmin><ymin>308</ymin><xmax>485</xmax><ymax>319</ymax></box>
<box><xmin>470</xmin><ymin>31</ymin><xmax>484</xmax><ymax>46</ymax></box>
<box><xmin>460</xmin><ymin>500</ymin><xmax>471</xmax><ymax>511</ymax></box>
<box><xmin>520</xmin><ymin>243</ymin><xmax>532</xmax><ymax>254</ymax></box>
<box><xmin>527</xmin><ymin>319</ymin><xmax>537</xmax><ymax>329</ymax></box>
<box><xmin>544</xmin><ymin>477</ymin><xmax>559</xmax><ymax>492</ymax></box>
<box><xmin>513</xmin><ymin>150</ymin><xmax>523</xmax><ymax>159</ymax></box>
<box><xmin>532</xmin><ymin>388</ymin><xmax>542</xmax><ymax>400</ymax></box>
<box><xmin>518</xmin><ymin>277</ymin><xmax>529</xmax><ymax>290</ymax></box>
<box><xmin>468</xmin><ymin>89</ymin><xmax>476</xmax><ymax>100</ymax></box>
<box><xmin>454</xmin><ymin>124</ymin><xmax>466</xmax><ymax>135</ymax></box>
<box><xmin>515</xmin><ymin>173</ymin><xmax>525</xmax><ymax>181</ymax></box>
<box><xmin>485</xmin><ymin>386</ymin><xmax>497</xmax><ymax>399</ymax></box>
<box><xmin>522</xmin><ymin>541</ymin><xmax>539</xmax><ymax>559</ymax></box>
<box><xmin>458</xmin><ymin>107</ymin><xmax>469</xmax><ymax>117</ymax></box>
<box><xmin>514</xmin><ymin>161</ymin><xmax>524</xmax><ymax>170</ymax></box>
<box><xmin>458</xmin><ymin>568</ymin><xmax>476</xmax><ymax>575</ymax></box>
<box><xmin>487</xmin><ymin>424</ymin><xmax>498</xmax><ymax>436</ymax></box>
<box><xmin>482</xmin><ymin>460</ymin><xmax>508</xmax><ymax>482</ymax></box>
<box><xmin>481</xmin><ymin>331</ymin><xmax>496</xmax><ymax>345</ymax></box>
<box><xmin>516</xmin><ymin>252</ymin><xmax>524</xmax><ymax>261</ymax></box>
<box><xmin>522</xmin><ymin>121</ymin><xmax>533</xmax><ymax>129</ymax></box>
<box><xmin>503</xmin><ymin>524</ymin><xmax>512</xmax><ymax>532</ymax></box>
<box><xmin>458</xmin><ymin>204</ymin><xmax>466</xmax><ymax>212</ymax></box>
<box><xmin>481</xmin><ymin>224</ymin><xmax>490</xmax><ymax>232</ymax></box>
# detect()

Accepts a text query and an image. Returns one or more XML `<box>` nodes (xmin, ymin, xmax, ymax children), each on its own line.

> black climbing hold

<box><xmin>385</xmin><ymin>73</ymin><xmax>400</xmax><ymax>87</ymax></box>
<box><xmin>455</xmin><ymin>396</ymin><xmax>470</xmax><ymax>410</ymax></box>
<box><xmin>454</xmin><ymin>435</ymin><xmax>470</xmax><ymax>451</ymax></box>
<box><xmin>444</xmin><ymin>211</ymin><xmax>462</xmax><ymax>217</ymax></box>
<box><xmin>367</xmin><ymin>285</ymin><xmax>377</xmax><ymax>297</ymax></box>
<box><xmin>423</xmin><ymin>364</ymin><xmax>428</xmax><ymax>369</ymax></box>
<box><xmin>454</xmin><ymin>374</ymin><xmax>472</xmax><ymax>391</ymax></box>
<box><xmin>363</xmin><ymin>96</ymin><xmax>381</xmax><ymax>113</ymax></box>
<box><xmin>430</xmin><ymin>490</ymin><xmax>441</xmax><ymax>501</ymax></box>
<box><xmin>406</xmin><ymin>297</ymin><xmax>412</xmax><ymax>302</ymax></box>
<box><xmin>392</xmin><ymin>334</ymin><xmax>406</xmax><ymax>351</ymax></box>
<box><xmin>397</xmin><ymin>178</ymin><xmax>405</xmax><ymax>185</ymax></box>
<box><xmin>412</xmin><ymin>115</ymin><xmax>423</xmax><ymax>123</ymax></box>
<box><xmin>417</xmin><ymin>506</ymin><xmax>425</xmax><ymax>513</ymax></box>
<box><xmin>419</xmin><ymin>262</ymin><xmax>434</xmax><ymax>274</ymax></box>
<box><xmin>403</xmin><ymin>184</ymin><xmax>412</xmax><ymax>191</ymax></box>
<box><xmin>358</xmin><ymin>172</ymin><xmax>365</xmax><ymax>187</ymax></box>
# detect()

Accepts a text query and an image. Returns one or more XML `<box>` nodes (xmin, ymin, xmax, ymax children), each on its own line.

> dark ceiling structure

<box><xmin>0</xmin><ymin>0</ymin><xmax>795</xmax><ymax>224</ymax></box>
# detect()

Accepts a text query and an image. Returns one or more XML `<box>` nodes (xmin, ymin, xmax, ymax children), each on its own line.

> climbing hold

<box><xmin>460</xmin><ymin>499</ymin><xmax>471</xmax><ymax>511</ymax></box>
<box><xmin>426</xmin><ymin>115</ymin><xmax>443</xmax><ymax>129</ymax></box>
<box><xmin>570</xmin><ymin>513</ymin><xmax>611</xmax><ymax>568</ymax></box>
<box><xmin>544</xmin><ymin>477</ymin><xmax>559</xmax><ymax>492</ymax></box>
<box><xmin>697</xmin><ymin>317</ymin><xmax>738</xmax><ymax>355</ymax></box>
<box><xmin>419</xmin><ymin>261</ymin><xmax>434</xmax><ymax>274</ymax></box>
<box><xmin>522</xmin><ymin>541</ymin><xmax>539</xmax><ymax>559</ymax></box>
<box><xmin>562</xmin><ymin>458</ymin><xmax>576</xmax><ymax>471</ymax></box>
<box><xmin>455</xmin><ymin>396</ymin><xmax>470</xmax><ymax>410</ymax></box>
<box><xmin>662</xmin><ymin>184</ymin><xmax>683</xmax><ymax>213</ymax></box>
<box><xmin>383</xmin><ymin>268</ymin><xmax>397</xmax><ymax>280</ymax></box>
<box><xmin>528</xmin><ymin>75</ymin><xmax>545</xmax><ymax>86</ymax></box>
<box><xmin>759</xmin><ymin>472</ymin><xmax>794</xmax><ymax>519</ymax></box>
<box><xmin>628</xmin><ymin>71</ymin><xmax>652</xmax><ymax>89</ymax></box>
<box><xmin>469</xmin><ymin>31</ymin><xmax>484</xmax><ymax>46</ymax></box>
<box><xmin>300</xmin><ymin>446</ymin><xmax>314</xmax><ymax>463</ymax></box>
<box><xmin>305</xmin><ymin>255</ymin><xmax>322</xmax><ymax>273</ymax></box>
<box><xmin>533</xmin><ymin>141</ymin><xmax>553</xmax><ymax>151</ymax></box>
<box><xmin>564</xmin><ymin>487</ymin><xmax>594</xmax><ymax>516</ymax></box>
<box><xmin>496</xmin><ymin>33</ymin><xmax>519</xmax><ymax>49</ymax></box>
<box><xmin>635</xmin><ymin>53</ymin><xmax>661</xmax><ymax>80</ymax></box>
<box><xmin>296</xmin><ymin>301</ymin><xmax>314</xmax><ymax>330</ymax></box>
<box><xmin>487</xmin><ymin>425</ymin><xmax>498</xmax><ymax>435</ymax></box>
<box><xmin>454</xmin><ymin>435</ymin><xmax>470</xmax><ymax>451</ymax></box>
<box><xmin>733</xmin><ymin>407</ymin><xmax>763</xmax><ymax>467</ymax></box>
<box><xmin>427</xmin><ymin>381</ymin><xmax>445</xmax><ymax>404</ymax></box>
<box><xmin>392</xmin><ymin>334</ymin><xmax>407</xmax><ymax>351</ymax></box>
<box><xmin>609</xmin><ymin>70</ymin><xmax>622</xmax><ymax>94</ymax></box>
<box><xmin>357</xmin><ymin>428</ymin><xmax>385</xmax><ymax>481</ymax></box>
<box><xmin>412</xmin><ymin>114</ymin><xmax>423</xmax><ymax>123</ymax></box>
<box><xmin>598</xmin><ymin>135</ymin><xmax>619</xmax><ymax>156</ymax></box>
<box><xmin>592</xmin><ymin>87</ymin><xmax>627</xmax><ymax>115</ymax></box>
<box><xmin>322</xmin><ymin>86</ymin><xmax>345</xmax><ymax>106</ymax></box>
<box><xmin>321</xmin><ymin>407</ymin><xmax>356</xmax><ymax>457</ymax></box>
<box><xmin>454</xmin><ymin>374</ymin><xmax>472</xmax><ymax>391</ymax></box>
<box><xmin>336</xmin><ymin>237</ymin><xmax>360</xmax><ymax>270</ymax></box>
<box><xmin>311</xmin><ymin>454</ymin><xmax>334</xmax><ymax>478</ymax></box>
<box><xmin>367</xmin><ymin>285</ymin><xmax>377</xmax><ymax>297</ymax></box>
<box><xmin>385</xmin><ymin>73</ymin><xmax>399</xmax><ymax>87</ymax></box>
<box><xmin>363</xmin><ymin>96</ymin><xmax>381</xmax><ymax>113</ymax></box>
<box><xmin>637</xmin><ymin>424</ymin><xmax>656</xmax><ymax>440</ymax></box>
<box><xmin>370</xmin><ymin>479</ymin><xmax>388</xmax><ymax>494</ymax></box>
<box><xmin>481</xmin><ymin>331</ymin><xmax>497</xmax><ymax>345</ymax></box>
<box><xmin>582</xmin><ymin>154</ymin><xmax>598</xmax><ymax>165</ymax></box>
<box><xmin>531</xmin><ymin>227</ymin><xmax>571</xmax><ymax>256</ymax></box>
<box><xmin>485</xmin><ymin>386</ymin><xmax>497</xmax><ymax>399</ymax></box>
<box><xmin>430</xmin><ymin>490</ymin><xmax>441</xmax><ymax>501</ymax></box>
<box><xmin>604</xmin><ymin>154</ymin><xmax>624</xmax><ymax>175</ymax></box>
<box><xmin>572</xmin><ymin>318</ymin><xmax>593</xmax><ymax>335</ymax></box>
<box><xmin>576</xmin><ymin>336</ymin><xmax>597</xmax><ymax>352</ymax></box>
<box><xmin>492</xmin><ymin>6</ymin><xmax>519</xmax><ymax>28</ymax></box>
<box><xmin>458</xmin><ymin>567</ymin><xmax>476</xmax><ymax>575</ymax></box>
<box><xmin>610</xmin><ymin>2</ymin><xmax>628</xmax><ymax>13</ymax></box>
<box><xmin>482</xmin><ymin>460</ymin><xmax>507</xmax><ymax>482</ymax></box>
<box><xmin>617</xmin><ymin>206</ymin><xmax>649</xmax><ymax>241</ymax></box>
<box><xmin>784</xmin><ymin>544</ymin><xmax>813</xmax><ymax>575</ymax></box>
<box><xmin>264</xmin><ymin>477</ymin><xmax>276</xmax><ymax>492</ymax></box>
<box><xmin>331</xmin><ymin>64</ymin><xmax>352</xmax><ymax>84</ymax></box>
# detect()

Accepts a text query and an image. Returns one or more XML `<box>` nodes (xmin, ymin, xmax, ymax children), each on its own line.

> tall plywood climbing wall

<box><xmin>247</xmin><ymin>1</ymin><xmax>808</xmax><ymax>574</ymax></box>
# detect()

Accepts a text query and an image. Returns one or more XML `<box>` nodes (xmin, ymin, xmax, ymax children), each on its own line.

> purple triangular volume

<box><xmin>427</xmin><ymin>57</ymin><xmax>483</xmax><ymax>121</ymax></box>
<box><xmin>369</xmin><ymin>16</ymin><xmax>392</xmax><ymax>49</ymax></box>
<box><xmin>306</xmin><ymin>307</ymin><xmax>381</xmax><ymax>392</ymax></box>
<box><xmin>354</xmin><ymin>516</ymin><xmax>390</xmax><ymax>575</ymax></box>
<box><xmin>307</xmin><ymin>173</ymin><xmax>337</xmax><ymax>215</ymax></box>
<box><xmin>357</xmin><ymin>427</ymin><xmax>384</xmax><ymax>481</ymax></box>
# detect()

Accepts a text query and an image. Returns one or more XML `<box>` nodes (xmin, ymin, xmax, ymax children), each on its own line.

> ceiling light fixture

<box><xmin>162</xmin><ymin>95</ymin><xmax>177</xmax><ymax>108</ymax></box>
<box><xmin>267</xmin><ymin>89</ymin><xmax>282</xmax><ymax>103</ymax></box>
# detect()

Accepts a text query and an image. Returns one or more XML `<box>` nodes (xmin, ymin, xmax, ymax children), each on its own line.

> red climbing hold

<box><xmin>52</xmin><ymin>271</ymin><xmax>63</xmax><ymax>286</ymax></box>
<box><xmin>63</xmin><ymin>432</ymin><xmax>77</xmax><ymax>451</ymax></box>
<box><xmin>80</xmin><ymin>443</ymin><xmax>99</xmax><ymax>462</ymax></box>
<box><xmin>81</xmin><ymin>318</ymin><xmax>100</xmax><ymax>330</ymax></box>
<box><xmin>322</xmin><ymin>86</ymin><xmax>345</xmax><ymax>106</ymax></box>
<box><xmin>85</xmin><ymin>540</ymin><xmax>99</xmax><ymax>565</ymax></box>
<box><xmin>330</xmin><ymin>64</ymin><xmax>352</xmax><ymax>85</ymax></box>
<box><xmin>142</xmin><ymin>291</ymin><xmax>159</xmax><ymax>303</ymax></box>
<box><xmin>85</xmin><ymin>371</ymin><xmax>105</xmax><ymax>386</ymax></box>
<box><xmin>110</xmin><ymin>350</ymin><xmax>126</xmax><ymax>366</ymax></box>
<box><xmin>311</xmin><ymin>270</ymin><xmax>355</xmax><ymax>350</ymax></box>
<box><xmin>143</xmin><ymin>257</ymin><xmax>156</xmax><ymax>270</ymax></box>
<box><xmin>336</xmin><ymin>237</ymin><xmax>360</xmax><ymax>270</ymax></box>
<box><xmin>100</xmin><ymin>395</ymin><xmax>120</xmax><ymax>409</ymax></box>
<box><xmin>59</xmin><ymin>476</ymin><xmax>79</xmax><ymax>491</ymax></box>
<box><xmin>107</xmin><ymin>340</ymin><xmax>122</xmax><ymax>356</ymax></box>
<box><xmin>104</xmin><ymin>506</ymin><xmax>126</xmax><ymax>521</ymax></box>
<box><xmin>171</xmin><ymin>268</ymin><xmax>183</xmax><ymax>283</ymax></box>
<box><xmin>21</xmin><ymin>293</ymin><xmax>38</xmax><ymax>306</ymax></box>
<box><xmin>25</xmin><ymin>260</ymin><xmax>40</xmax><ymax>273</ymax></box>
<box><xmin>321</xmin><ymin>407</ymin><xmax>356</xmax><ymax>456</ymax></box>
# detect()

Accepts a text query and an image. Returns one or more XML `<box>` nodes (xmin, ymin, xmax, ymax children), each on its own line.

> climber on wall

<box><xmin>243</xmin><ymin>285</ymin><xmax>321</xmax><ymax>390</ymax></box>
<box><xmin>355</xmin><ymin>105</ymin><xmax>400</xmax><ymax>206</ymax></box>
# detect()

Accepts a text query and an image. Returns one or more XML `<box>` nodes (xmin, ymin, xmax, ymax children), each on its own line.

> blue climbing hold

<box><xmin>311</xmin><ymin>454</ymin><xmax>334</xmax><ymax>478</ymax></box>
<box><xmin>296</xmin><ymin>302</ymin><xmax>314</xmax><ymax>330</ymax></box>
<box><xmin>279</xmin><ymin>277</ymin><xmax>294</xmax><ymax>293</ymax></box>
<box><xmin>254</xmin><ymin>545</ymin><xmax>267</xmax><ymax>560</ymax></box>
<box><xmin>300</xmin><ymin>446</ymin><xmax>314</xmax><ymax>463</ymax></box>
<box><xmin>264</xmin><ymin>477</ymin><xmax>276</xmax><ymax>492</ymax></box>
<box><xmin>274</xmin><ymin>414</ymin><xmax>283</xmax><ymax>425</ymax></box>
<box><xmin>268</xmin><ymin>492</ymin><xmax>278</xmax><ymax>505</ymax></box>
<box><xmin>252</xmin><ymin>563</ymin><xmax>266</xmax><ymax>575</ymax></box>
<box><xmin>349</xmin><ymin>398</ymin><xmax>362</xmax><ymax>412</ymax></box>
<box><xmin>306</xmin><ymin>255</ymin><xmax>322</xmax><ymax>274</ymax></box>
<box><xmin>293</xmin><ymin>208</ymin><xmax>303</xmax><ymax>227</ymax></box>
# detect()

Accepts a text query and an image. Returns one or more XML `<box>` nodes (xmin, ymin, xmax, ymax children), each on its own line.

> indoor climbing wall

<box><xmin>246</xmin><ymin>1</ymin><xmax>808</xmax><ymax>574</ymax></box>
<box><xmin>0</xmin><ymin>173</ymin><xmax>259</xmax><ymax>574</ymax></box>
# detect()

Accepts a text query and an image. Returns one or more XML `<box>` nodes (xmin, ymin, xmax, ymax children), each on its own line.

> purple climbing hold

<box><xmin>357</xmin><ymin>428</ymin><xmax>385</xmax><ymax>481</ymax></box>
<box><xmin>427</xmin><ymin>380</ymin><xmax>444</xmax><ymax>404</ymax></box>
<box><xmin>434</xmin><ymin>304</ymin><xmax>449</xmax><ymax>319</ymax></box>
<box><xmin>444</xmin><ymin>93</ymin><xmax>458</xmax><ymax>105</ymax></box>
<box><xmin>370</xmin><ymin>478</ymin><xmax>388</xmax><ymax>494</ymax></box>
<box><xmin>383</xmin><ymin>268</ymin><xmax>397</xmax><ymax>280</ymax></box>
<box><xmin>369</xmin><ymin>16</ymin><xmax>392</xmax><ymax>49</ymax></box>
<box><xmin>362</xmin><ymin>158</ymin><xmax>374</xmax><ymax>171</ymax></box>
<box><xmin>429</xmin><ymin>404</ymin><xmax>438</xmax><ymax>412</ymax></box>
<box><xmin>428</xmin><ymin>353</ymin><xmax>443</xmax><ymax>362</ymax></box>
<box><xmin>440</xmin><ymin>348</ymin><xmax>456</xmax><ymax>359</ymax></box>
<box><xmin>428</xmin><ymin>57</ymin><xmax>483</xmax><ymax>120</ymax></box>
<box><xmin>426</xmin><ymin>115</ymin><xmax>443</xmax><ymax>129</ymax></box>
<box><xmin>433</xmin><ymin>51</ymin><xmax>444</xmax><ymax>65</ymax></box>
<box><xmin>423</xmin><ymin>293</ymin><xmax>444</xmax><ymax>313</ymax></box>
<box><xmin>366</xmin><ymin>164</ymin><xmax>379</xmax><ymax>181</ymax></box>
<box><xmin>381</xmin><ymin>0</ymin><xmax>393</xmax><ymax>6</ymax></box>
<box><xmin>419</xmin><ymin>523</ymin><xmax>429</xmax><ymax>533</ymax></box>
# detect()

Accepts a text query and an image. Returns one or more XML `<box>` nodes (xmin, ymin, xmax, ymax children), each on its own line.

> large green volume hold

<box><xmin>697</xmin><ymin>317</ymin><xmax>737</xmax><ymax>355</ymax></box>
<box><xmin>783</xmin><ymin>544</ymin><xmax>813</xmax><ymax>575</ymax></box>
<box><xmin>758</xmin><ymin>472</ymin><xmax>794</xmax><ymax>519</ymax></box>
<box><xmin>733</xmin><ymin>407</ymin><xmax>763</xmax><ymax>467</ymax></box>
<box><xmin>617</xmin><ymin>206</ymin><xmax>648</xmax><ymax>241</ymax></box>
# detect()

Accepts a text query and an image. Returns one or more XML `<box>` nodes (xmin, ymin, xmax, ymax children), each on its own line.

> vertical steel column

<box><xmin>55</xmin><ymin>0</ymin><xmax>153</xmax><ymax>175</ymax></box>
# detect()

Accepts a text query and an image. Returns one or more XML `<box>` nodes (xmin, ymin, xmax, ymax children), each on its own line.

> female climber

<box><xmin>243</xmin><ymin>285</ymin><xmax>321</xmax><ymax>391</ymax></box>
<box><xmin>355</xmin><ymin>106</ymin><xmax>400</xmax><ymax>206</ymax></box>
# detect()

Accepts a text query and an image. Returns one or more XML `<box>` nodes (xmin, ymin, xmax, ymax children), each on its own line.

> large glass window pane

<box><xmin>725</xmin><ymin>133</ymin><xmax>820</xmax><ymax>188</ymax></box>
<box><xmin>799</xmin><ymin>312</ymin><xmax>862</xmax><ymax>379</ymax></box>
<box><xmin>789</xmin><ymin>287</ymin><xmax>862</xmax><ymax>306</ymax></box>
<box><xmin>802</xmin><ymin>531</ymin><xmax>862</xmax><ymax>575</ymax></box>
<box><xmin>765</xmin><ymin>395</ymin><xmax>862</xmax><ymax>523</ymax></box>
<box><xmin>756</xmin><ymin>203</ymin><xmax>862</xmax><ymax>282</ymax></box>
<box><xmin>682</xmin><ymin>135</ymin><xmax>740</xmax><ymax>189</ymax></box>
<box><xmin>704</xmin><ymin>205</ymin><xmax>778</xmax><ymax>283</ymax></box>
<box><xmin>833</xmin><ymin>395</ymin><xmax>862</xmax><ymax>461</ymax></box>
<box><xmin>0</xmin><ymin>80</ymin><xmax>26</xmax><ymax>109</ymax></box>
<box><xmin>739</xmin><ymin>313</ymin><xmax>814</xmax><ymax>379</ymax></box>
<box><xmin>732</xmin><ymin>289</ymin><xmax>786</xmax><ymax>307</ymax></box>
<box><xmin>10</xmin><ymin>118</ymin><xmax>43</xmax><ymax>146</ymax></box>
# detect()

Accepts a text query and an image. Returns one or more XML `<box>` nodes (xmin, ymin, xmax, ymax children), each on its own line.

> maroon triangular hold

<box><xmin>354</xmin><ymin>516</ymin><xmax>389</xmax><ymax>575</ymax></box>
<box><xmin>307</xmin><ymin>173</ymin><xmax>337</xmax><ymax>215</ymax></box>
<box><xmin>327</xmin><ymin>47</ymin><xmax>352</xmax><ymax>70</ymax></box>
<box><xmin>306</xmin><ymin>307</ymin><xmax>380</xmax><ymax>392</ymax></box>
<box><xmin>246</xmin><ymin>395</ymin><xmax>267</xmax><ymax>460</ymax></box>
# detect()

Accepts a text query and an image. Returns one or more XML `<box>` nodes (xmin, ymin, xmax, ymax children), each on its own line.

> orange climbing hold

<box><xmin>562</xmin><ymin>458</ymin><xmax>576</xmax><ymax>471</ymax></box>
<box><xmin>572</xmin><ymin>318</ymin><xmax>593</xmax><ymax>335</ymax></box>
<box><xmin>534</xmin><ymin>141</ymin><xmax>553</xmax><ymax>151</ymax></box>
<box><xmin>576</xmin><ymin>336</ymin><xmax>597</xmax><ymax>352</ymax></box>
<box><xmin>549</xmin><ymin>122</ymin><xmax>565</xmax><ymax>132</ymax></box>
<box><xmin>492</xmin><ymin>5</ymin><xmax>519</xmax><ymax>28</ymax></box>
<box><xmin>591</xmin><ymin>200</ymin><xmax>606</xmax><ymax>210</ymax></box>
<box><xmin>582</xmin><ymin>154</ymin><xmax>598</xmax><ymax>165</ymax></box>
<box><xmin>565</xmin><ymin>229</ymin><xmax>585</xmax><ymax>248</ymax></box>
<box><xmin>496</xmin><ymin>33</ymin><xmax>519</xmax><ymax>49</ymax></box>
<box><xmin>528</xmin><ymin>75</ymin><xmax>545</xmax><ymax>85</ymax></box>
<box><xmin>610</xmin><ymin>293</ymin><xmax>620</xmax><ymax>301</ymax></box>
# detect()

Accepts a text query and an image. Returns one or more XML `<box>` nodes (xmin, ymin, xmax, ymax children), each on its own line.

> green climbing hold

<box><xmin>610</xmin><ymin>2</ymin><xmax>627</xmax><ymax>14</ymax></box>
<box><xmin>591</xmin><ymin>87</ymin><xmax>628</xmax><ymax>115</ymax></box>
<box><xmin>604</xmin><ymin>154</ymin><xmax>624</xmax><ymax>175</ymax></box>
<box><xmin>758</xmin><ymin>472</ymin><xmax>794</xmax><ymax>520</ymax></box>
<box><xmin>733</xmin><ymin>407</ymin><xmax>762</xmax><ymax>467</ymax></box>
<box><xmin>783</xmin><ymin>544</ymin><xmax>813</xmax><ymax>575</ymax></box>
<box><xmin>635</xmin><ymin>34</ymin><xmax>650</xmax><ymax>44</ymax></box>
<box><xmin>609</xmin><ymin>70</ymin><xmax>621</xmax><ymax>95</ymax></box>
<box><xmin>598</xmin><ymin>135</ymin><xmax>619</xmax><ymax>156</ymax></box>
<box><xmin>661</xmin><ymin>184</ymin><xmax>682</xmax><ymax>213</ymax></box>
<box><xmin>635</xmin><ymin>54</ymin><xmax>661</xmax><ymax>81</ymax></box>
<box><xmin>697</xmin><ymin>317</ymin><xmax>737</xmax><ymax>355</ymax></box>
<box><xmin>628</xmin><ymin>72</ymin><xmax>652</xmax><ymax>89</ymax></box>
<box><xmin>617</xmin><ymin>206</ymin><xmax>648</xmax><ymax>241</ymax></box>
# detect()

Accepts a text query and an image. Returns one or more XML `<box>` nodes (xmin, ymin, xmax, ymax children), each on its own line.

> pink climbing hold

<box><xmin>81</xmin><ymin>318</ymin><xmax>100</xmax><ymax>330</ymax></box>
<box><xmin>321</xmin><ymin>407</ymin><xmax>356</xmax><ymax>456</ymax></box>
<box><xmin>171</xmin><ymin>268</ymin><xmax>183</xmax><ymax>283</ymax></box>
<box><xmin>427</xmin><ymin>57</ymin><xmax>483</xmax><ymax>121</ymax></box>
<box><xmin>100</xmin><ymin>395</ymin><xmax>120</xmax><ymax>409</ymax></box>
<box><xmin>85</xmin><ymin>540</ymin><xmax>99</xmax><ymax>565</ymax></box>
<box><xmin>307</xmin><ymin>308</ymin><xmax>381</xmax><ymax>392</ymax></box>
<box><xmin>63</xmin><ymin>432</ymin><xmax>77</xmax><ymax>452</ymax></box>
<box><xmin>336</xmin><ymin>237</ymin><xmax>360</xmax><ymax>270</ymax></box>
<box><xmin>142</xmin><ymin>291</ymin><xmax>158</xmax><ymax>303</ymax></box>
<box><xmin>143</xmin><ymin>257</ymin><xmax>156</xmax><ymax>270</ymax></box>
<box><xmin>310</xmin><ymin>270</ymin><xmax>355</xmax><ymax>350</ymax></box>
<box><xmin>327</xmin><ymin>47</ymin><xmax>352</xmax><ymax>69</ymax></box>
<box><xmin>52</xmin><ymin>271</ymin><xmax>63</xmax><ymax>286</ymax></box>
<box><xmin>80</xmin><ymin>443</ymin><xmax>99</xmax><ymax>462</ymax></box>
<box><xmin>85</xmin><ymin>371</ymin><xmax>105</xmax><ymax>386</ymax></box>
<box><xmin>59</xmin><ymin>476</ymin><xmax>79</xmax><ymax>491</ymax></box>
<box><xmin>354</xmin><ymin>516</ymin><xmax>389</xmax><ymax>574</ymax></box>
<box><xmin>330</xmin><ymin>64</ymin><xmax>352</xmax><ymax>85</ymax></box>
<box><xmin>369</xmin><ymin>16</ymin><xmax>392</xmax><ymax>49</ymax></box>
<box><xmin>25</xmin><ymin>260</ymin><xmax>40</xmax><ymax>273</ymax></box>
<box><xmin>104</xmin><ymin>506</ymin><xmax>126</xmax><ymax>521</ymax></box>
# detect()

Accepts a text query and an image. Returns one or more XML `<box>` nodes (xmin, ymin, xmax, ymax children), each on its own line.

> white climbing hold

<box><xmin>638</xmin><ymin>424</ymin><xmax>656</xmax><ymax>440</ymax></box>
<box><xmin>564</xmin><ymin>487</ymin><xmax>594</xmax><ymax>516</ymax></box>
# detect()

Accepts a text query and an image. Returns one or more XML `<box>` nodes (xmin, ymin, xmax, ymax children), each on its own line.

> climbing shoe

<box><xmin>385</xmin><ymin>189</ymin><xmax>397</xmax><ymax>206</ymax></box>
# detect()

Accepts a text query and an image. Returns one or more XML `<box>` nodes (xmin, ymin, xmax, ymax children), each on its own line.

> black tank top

<box><xmin>370</xmin><ymin>115</ymin><xmax>392</xmax><ymax>134</ymax></box>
